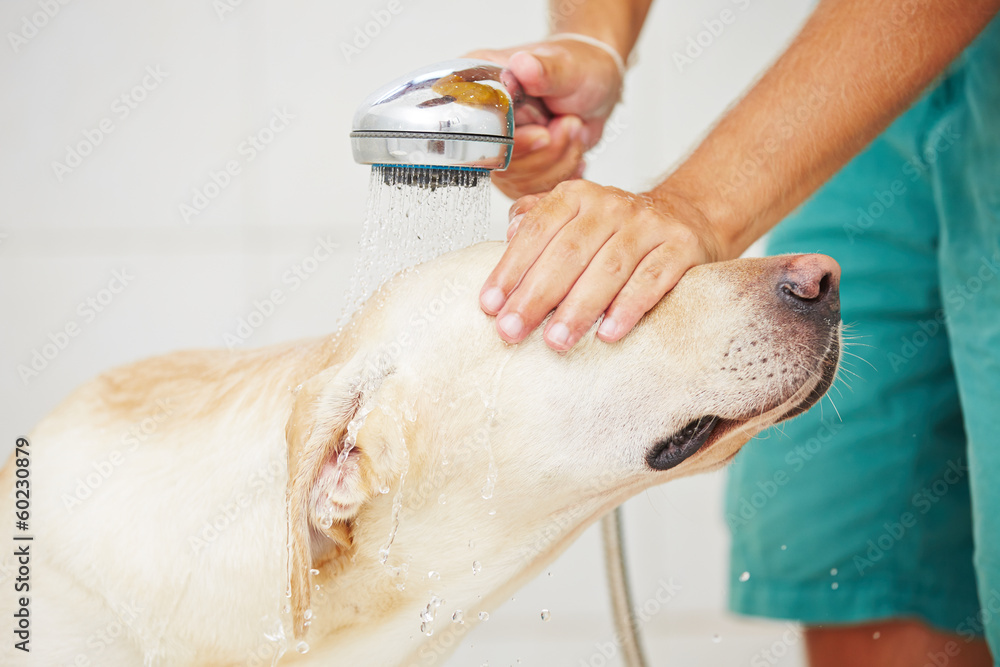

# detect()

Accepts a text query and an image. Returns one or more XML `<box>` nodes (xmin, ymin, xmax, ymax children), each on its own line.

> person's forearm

<box><xmin>649</xmin><ymin>0</ymin><xmax>1000</xmax><ymax>261</ymax></box>
<box><xmin>549</xmin><ymin>0</ymin><xmax>655</xmax><ymax>59</ymax></box>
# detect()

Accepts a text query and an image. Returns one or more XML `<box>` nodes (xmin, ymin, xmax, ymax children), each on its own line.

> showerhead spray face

<box><xmin>350</xmin><ymin>58</ymin><xmax>546</xmax><ymax>188</ymax></box>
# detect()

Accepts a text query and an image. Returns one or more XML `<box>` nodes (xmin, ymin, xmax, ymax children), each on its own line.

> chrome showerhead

<box><xmin>351</xmin><ymin>58</ymin><xmax>547</xmax><ymax>179</ymax></box>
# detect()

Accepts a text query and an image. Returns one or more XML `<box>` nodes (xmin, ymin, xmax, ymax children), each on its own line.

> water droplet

<box><xmin>478</xmin><ymin>611</ymin><xmax>490</xmax><ymax>621</ymax></box>
<box><xmin>282</xmin><ymin>603</ymin><xmax>290</xmax><ymax>614</ymax></box>
<box><xmin>438</xmin><ymin>494</ymin><xmax>447</xmax><ymax>505</ymax></box>
<box><xmin>487</xmin><ymin>509</ymin><xmax>496</xmax><ymax>517</ymax></box>
<box><xmin>831</xmin><ymin>582</ymin><xmax>839</xmax><ymax>590</ymax></box>
<box><xmin>379</xmin><ymin>484</ymin><xmax>390</xmax><ymax>495</ymax></box>
<box><xmin>739</xmin><ymin>571</ymin><xmax>750</xmax><ymax>582</ymax></box>
<box><xmin>314</xmin><ymin>584</ymin><xmax>321</xmax><ymax>591</ymax></box>
<box><xmin>873</xmin><ymin>631</ymin><xmax>881</xmax><ymax>639</ymax></box>
<box><xmin>540</xmin><ymin>610</ymin><xmax>550</xmax><ymax>621</ymax></box>
<box><xmin>452</xmin><ymin>610</ymin><xmax>464</xmax><ymax>624</ymax></box>
<box><xmin>468</xmin><ymin>540</ymin><xmax>475</xmax><ymax>549</ymax></box>
<box><xmin>428</xmin><ymin>570</ymin><xmax>440</xmax><ymax>580</ymax></box>
<box><xmin>309</xmin><ymin>568</ymin><xmax>319</xmax><ymax>576</ymax></box>
<box><xmin>472</xmin><ymin>561</ymin><xmax>482</xmax><ymax>575</ymax></box>
<box><xmin>780</xmin><ymin>544</ymin><xmax>787</xmax><ymax>550</ymax></box>
<box><xmin>712</xmin><ymin>634</ymin><xmax>722</xmax><ymax>644</ymax></box>
<box><xmin>830</xmin><ymin>568</ymin><xmax>838</xmax><ymax>576</ymax></box>
<box><xmin>296</xmin><ymin>641</ymin><xmax>309</xmax><ymax>654</ymax></box>
<box><xmin>304</xmin><ymin>609</ymin><xmax>313</xmax><ymax>620</ymax></box>
<box><xmin>420</xmin><ymin>621</ymin><xmax>433</xmax><ymax>636</ymax></box>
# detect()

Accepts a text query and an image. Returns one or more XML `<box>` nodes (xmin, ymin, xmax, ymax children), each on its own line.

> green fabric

<box><xmin>726</xmin><ymin>14</ymin><xmax>1000</xmax><ymax>660</ymax></box>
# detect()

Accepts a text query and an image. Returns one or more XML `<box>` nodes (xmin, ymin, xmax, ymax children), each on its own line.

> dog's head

<box><xmin>282</xmin><ymin>242</ymin><xmax>840</xmax><ymax>644</ymax></box>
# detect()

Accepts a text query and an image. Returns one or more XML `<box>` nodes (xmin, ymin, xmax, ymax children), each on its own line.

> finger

<box><xmin>507</xmin><ymin>195</ymin><xmax>543</xmax><ymax>240</ymax></box>
<box><xmin>492</xmin><ymin>117</ymin><xmax>586</xmax><ymax>198</ymax></box>
<box><xmin>464</xmin><ymin>48</ymin><xmax>513</xmax><ymax>66</ymax></box>
<box><xmin>510</xmin><ymin>124</ymin><xmax>552</xmax><ymax>159</ymax></box>
<box><xmin>597</xmin><ymin>238</ymin><xmax>701</xmax><ymax>342</ymax></box>
<box><xmin>544</xmin><ymin>227</ymin><xmax>662</xmax><ymax>350</ymax></box>
<box><xmin>495</xmin><ymin>204</ymin><xmax>617</xmax><ymax>344</ymax></box>
<box><xmin>479</xmin><ymin>185</ymin><xmax>584</xmax><ymax>316</ymax></box>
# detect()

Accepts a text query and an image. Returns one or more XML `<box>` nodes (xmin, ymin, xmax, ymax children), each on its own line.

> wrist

<box><xmin>546</xmin><ymin>33</ymin><xmax>627</xmax><ymax>80</ymax></box>
<box><xmin>641</xmin><ymin>184</ymin><xmax>730</xmax><ymax>264</ymax></box>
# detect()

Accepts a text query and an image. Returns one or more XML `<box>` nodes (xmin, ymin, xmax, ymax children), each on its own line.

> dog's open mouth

<box><xmin>646</xmin><ymin>332</ymin><xmax>841</xmax><ymax>472</ymax></box>
<box><xmin>646</xmin><ymin>415</ymin><xmax>720</xmax><ymax>471</ymax></box>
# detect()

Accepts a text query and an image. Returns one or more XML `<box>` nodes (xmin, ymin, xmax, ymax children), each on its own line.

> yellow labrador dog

<box><xmin>0</xmin><ymin>242</ymin><xmax>840</xmax><ymax>666</ymax></box>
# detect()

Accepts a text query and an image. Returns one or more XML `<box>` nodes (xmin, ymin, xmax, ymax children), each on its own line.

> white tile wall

<box><xmin>1</xmin><ymin>0</ymin><xmax>812</xmax><ymax>664</ymax></box>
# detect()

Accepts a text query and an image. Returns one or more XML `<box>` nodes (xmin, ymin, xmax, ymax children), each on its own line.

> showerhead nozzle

<box><xmin>350</xmin><ymin>59</ymin><xmax>521</xmax><ymax>174</ymax></box>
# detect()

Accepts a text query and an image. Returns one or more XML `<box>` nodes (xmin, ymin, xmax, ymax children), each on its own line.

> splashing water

<box><xmin>343</xmin><ymin>165</ymin><xmax>491</xmax><ymax>324</ymax></box>
<box><xmin>419</xmin><ymin>595</ymin><xmax>444</xmax><ymax>636</ymax></box>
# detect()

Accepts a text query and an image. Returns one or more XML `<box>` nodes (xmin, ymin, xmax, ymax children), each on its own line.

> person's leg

<box><xmin>806</xmin><ymin>620</ymin><xmax>992</xmax><ymax>667</ymax></box>
<box><xmin>726</xmin><ymin>67</ymin><xmax>985</xmax><ymax>660</ymax></box>
<box><xmin>930</xmin><ymin>14</ymin><xmax>1000</xmax><ymax>664</ymax></box>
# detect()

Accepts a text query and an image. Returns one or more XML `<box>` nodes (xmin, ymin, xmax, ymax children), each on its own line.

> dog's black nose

<box><xmin>777</xmin><ymin>254</ymin><xmax>841</xmax><ymax>318</ymax></box>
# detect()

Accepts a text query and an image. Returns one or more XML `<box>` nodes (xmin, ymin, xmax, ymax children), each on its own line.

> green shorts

<box><xmin>725</xmin><ymin>13</ymin><xmax>1000</xmax><ymax>657</ymax></box>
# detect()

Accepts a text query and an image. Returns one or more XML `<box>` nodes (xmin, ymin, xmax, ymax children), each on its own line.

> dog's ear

<box><xmin>285</xmin><ymin>353</ymin><xmax>396</xmax><ymax>639</ymax></box>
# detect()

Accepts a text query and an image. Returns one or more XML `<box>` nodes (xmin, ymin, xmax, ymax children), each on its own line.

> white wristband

<box><xmin>547</xmin><ymin>32</ymin><xmax>628</xmax><ymax>80</ymax></box>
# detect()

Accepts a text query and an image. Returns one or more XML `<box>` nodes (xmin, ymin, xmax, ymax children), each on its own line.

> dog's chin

<box><xmin>646</xmin><ymin>331</ymin><xmax>841</xmax><ymax>473</ymax></box>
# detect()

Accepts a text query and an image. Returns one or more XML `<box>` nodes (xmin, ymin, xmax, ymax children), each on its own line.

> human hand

<box><xmin>467</xmin><ymin>38</ymin><xmax>624</xmax><ymax>198</ymax></box>
<box><xmin>479</xmin><ymin>181</ymin><xmax>721</xmax><ymax>351</ymax></box>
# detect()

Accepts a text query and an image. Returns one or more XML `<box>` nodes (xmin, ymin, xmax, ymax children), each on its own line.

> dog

<box><xmin>0</xmin><ymin>241</ymin><xmax>840</xmax><ymax>666</ymax></box>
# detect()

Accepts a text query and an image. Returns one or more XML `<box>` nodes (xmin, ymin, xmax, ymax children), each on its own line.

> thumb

<box><xmin>507</xmin><ymin>48</ymin><xmax>579</xmax><ymax>100</ymax></box>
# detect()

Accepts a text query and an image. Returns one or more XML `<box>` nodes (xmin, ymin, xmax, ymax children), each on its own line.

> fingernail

<box><xmin>547</xmin><ymin>322</ymin><xmax>571</xmax><ymax>348</ymax></box>
<box><xmin>498</xmin><ymin>313</ymin><xmax>524</xmax><ymax>339</ymax></box>
<box><xmin>598</xmin><ymin>317</ymin><xmax>619</xmax><ymax>339</ymax></box>
<box><xmin>481</xmin><ymin>287</ymin><xmax>505</xmax><ymax>313</ymax></box>
<box><xmin>530</xmin><ymin>134</ymin><xmax>550</xmax><ymax>151</ymax></box>
<box><xmin>507</xmin><ymin>213</ymin><xmax>524</xmax><ymax>240</ymax></box>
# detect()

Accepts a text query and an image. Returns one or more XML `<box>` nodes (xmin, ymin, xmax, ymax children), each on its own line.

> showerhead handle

<box><xmin>350</xmin><ymin>59</ymin><xmax>551</xmax><ymax>171</ymax></box>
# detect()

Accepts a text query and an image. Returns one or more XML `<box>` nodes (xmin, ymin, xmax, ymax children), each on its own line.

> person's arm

<box><xmin>468</xmin><ymin>0</ymin><xmax>654</xmax><ymax>198</ymax></box>
<box><xmin>482</xmin><ymin>0</ymin><xmax>1000</xmax><ymax>351</ymax></box>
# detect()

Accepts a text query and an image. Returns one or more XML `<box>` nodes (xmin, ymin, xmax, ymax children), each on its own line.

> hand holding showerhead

<box><xmin>465</xmin><ymin>36</ymin><xmax>627</xmax><ymax>198</ymax></box>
